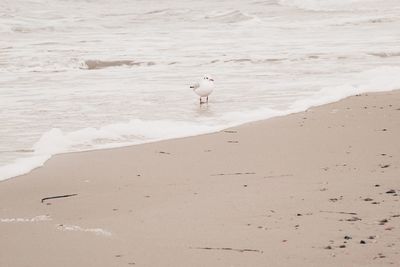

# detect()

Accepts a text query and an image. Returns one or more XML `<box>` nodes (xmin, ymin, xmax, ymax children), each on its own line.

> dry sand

<box><xmin>1</xmin><ymin>91</ymin><xmax>399</xmax><ymax>266</ymax></box>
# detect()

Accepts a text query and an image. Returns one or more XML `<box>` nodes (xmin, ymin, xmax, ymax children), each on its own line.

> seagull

<box><xmin>190</xmin><ymin>74</ymin><xmax>215</xmax><ymax>104</ymax></box>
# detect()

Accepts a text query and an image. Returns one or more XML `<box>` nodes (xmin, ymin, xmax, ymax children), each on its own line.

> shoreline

<box><xmin>1</xmin><ymin>90</ymin><xmax>399</xmax><ymax>266</ymax></box>
<box><xmin>2</xmin><ymin>87</ymin><xmax>398</xmax><ymax>183</ymax></box>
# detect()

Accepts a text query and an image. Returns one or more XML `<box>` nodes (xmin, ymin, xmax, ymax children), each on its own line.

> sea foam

<box><xmin>1</xmin><ymin>66</ymin><xmax>399</xmax><ymax>182</ymax></box>
<box><xmin>0</xmin><ymin>215</ymin><xmax>51</xmax><ymax>223</ymax></box>
<box><xmin>56</xmin><ymin>224</ymin><xmax>112</xmax><ymax>237</ymax></box>
<box><xmin>290</xmin><ymin>66</ymin><xmax>400</xmax><ymax>111</ymax></box>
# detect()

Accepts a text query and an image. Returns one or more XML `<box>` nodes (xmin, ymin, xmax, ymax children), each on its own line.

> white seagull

<box><xmin>190</xmin><ymin>74</ymin><xmax>215</xmax><ymax>104</ymax></box>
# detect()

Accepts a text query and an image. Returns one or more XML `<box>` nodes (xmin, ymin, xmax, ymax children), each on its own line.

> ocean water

<box><xmin>1</xmin><ymin>0</ymin><xmax>400</xmax><ymax>180</ymax></box>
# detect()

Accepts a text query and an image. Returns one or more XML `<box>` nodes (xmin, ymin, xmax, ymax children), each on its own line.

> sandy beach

<box><xmin>1</xmin><ymin>90</ymin><xmax>399</xmax><ymax>266</ymax></box>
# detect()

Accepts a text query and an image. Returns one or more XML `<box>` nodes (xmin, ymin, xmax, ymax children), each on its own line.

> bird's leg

<box><xmin>199</xmin><ymin>97</ymin><xmax>203</xmax><ymax>104</ymax></box>
<box><xmin>206</xmin><ymin>96</ymin><xmax>209</xmax><ymax>103</ymax></box>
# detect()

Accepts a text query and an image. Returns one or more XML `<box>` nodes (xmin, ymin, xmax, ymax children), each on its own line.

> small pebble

<box><xmin>344</xmin><ymin>235</ymin><xmax>352</xmax><ymax>240</ymax></box>
<box><xmin>379</xmin><ymin>219</ymin><xmax>388</xmax><ymax>225</ymax></box>
<box><xmin>347</xmin><ymin>216</ymin><xmax>361</xmax><ymax>222</ymax></box>
<box><xmin>339</xmin><ymin>245</ymin><xmax>346</xmax><ymax>248</ymax></box>
<box><xmin>360</xmin><ymin>240</ymin><xmax>366</xmax><ymax>244</ymax></box>
<box><xmin>386</xmin><ymin>189</ymin><xmax>396</xmax><ymax>194</ymax></box>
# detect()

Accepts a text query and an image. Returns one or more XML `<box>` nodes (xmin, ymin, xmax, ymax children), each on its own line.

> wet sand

<box><xmin>0</xmin><ymin>91</ymin><xmax>399</xmax><ymax>266</ymax></box>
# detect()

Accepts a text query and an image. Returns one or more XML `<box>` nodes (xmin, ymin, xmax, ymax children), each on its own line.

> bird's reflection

<box><xmin>194</xmin><ymin>102</ymin><xmax>215</xmax><ymax>117</ymax></box>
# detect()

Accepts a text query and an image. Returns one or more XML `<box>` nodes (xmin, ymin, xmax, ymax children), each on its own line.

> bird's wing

<box><xmin>190</xmin><ymin>82</ymin><xmax>200</xmax><ymax>90</ymax></box>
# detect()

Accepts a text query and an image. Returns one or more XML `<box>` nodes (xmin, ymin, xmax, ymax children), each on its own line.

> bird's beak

<box><xmin>210</xmin><ymin>79</ymin><xmax>214</xmax><ymax>82</ymax></box>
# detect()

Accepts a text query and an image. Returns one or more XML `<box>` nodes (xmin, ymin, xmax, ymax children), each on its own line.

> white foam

<box><xmin>56</xmin><ymin>224</ymin><xmax>112</xmax><ymax>237</ymax></box>
<box><xmin>0</xmin><ymin>120</ymin><xmax>222</xmax><ymax>181</ymax></box>
<box><xmin>0</xmin><ymin>215</ymin><xmax>52</xmax><ymax>223</ymax></box>
<box><xmin>290</xmin><ymin>66</ymin><xmax>400</xmax><ymax>111</ymax></box>
<box><xmin>0</xmin><ymin>155</ymin><xmax>51</xmax><ymax>182</ymax></box>
<box><xmin>2</xmin><ymin>66</ymin><xmax>400</xmax><ymax>182</ymax></box>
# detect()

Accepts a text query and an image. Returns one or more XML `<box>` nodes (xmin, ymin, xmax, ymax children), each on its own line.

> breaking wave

<box><xmin>204</xmin><ymin>10</ymin><xmax>258</xmax><ymax>23</ymax></box>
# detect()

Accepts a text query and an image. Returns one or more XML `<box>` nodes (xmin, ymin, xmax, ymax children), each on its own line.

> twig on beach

<box><xmin>320</xmin><ymin>210</ymin><xmax>357</xmax><ymax>215</ymax></box>
<box><xmin>190</xmin><ymin>247</ymin><xmax>263</xmax><ymax>253</ymax></box>
<box><xmin>41</xmin><ymin>194</ymin><xmax>78</xmax><ymax>203</ymax></box>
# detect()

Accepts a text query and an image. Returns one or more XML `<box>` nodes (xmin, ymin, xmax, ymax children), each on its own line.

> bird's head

<box><xmin>203</xmin><ymin>74</ymin><xmax>214</xmax><ymax>82</ymax></box>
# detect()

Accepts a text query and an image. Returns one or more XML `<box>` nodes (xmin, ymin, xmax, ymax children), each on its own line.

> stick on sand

<box><xmin>41</xmin><ymin>194</ymin><xmax>78</xmax><ymax>203</ymax></box>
